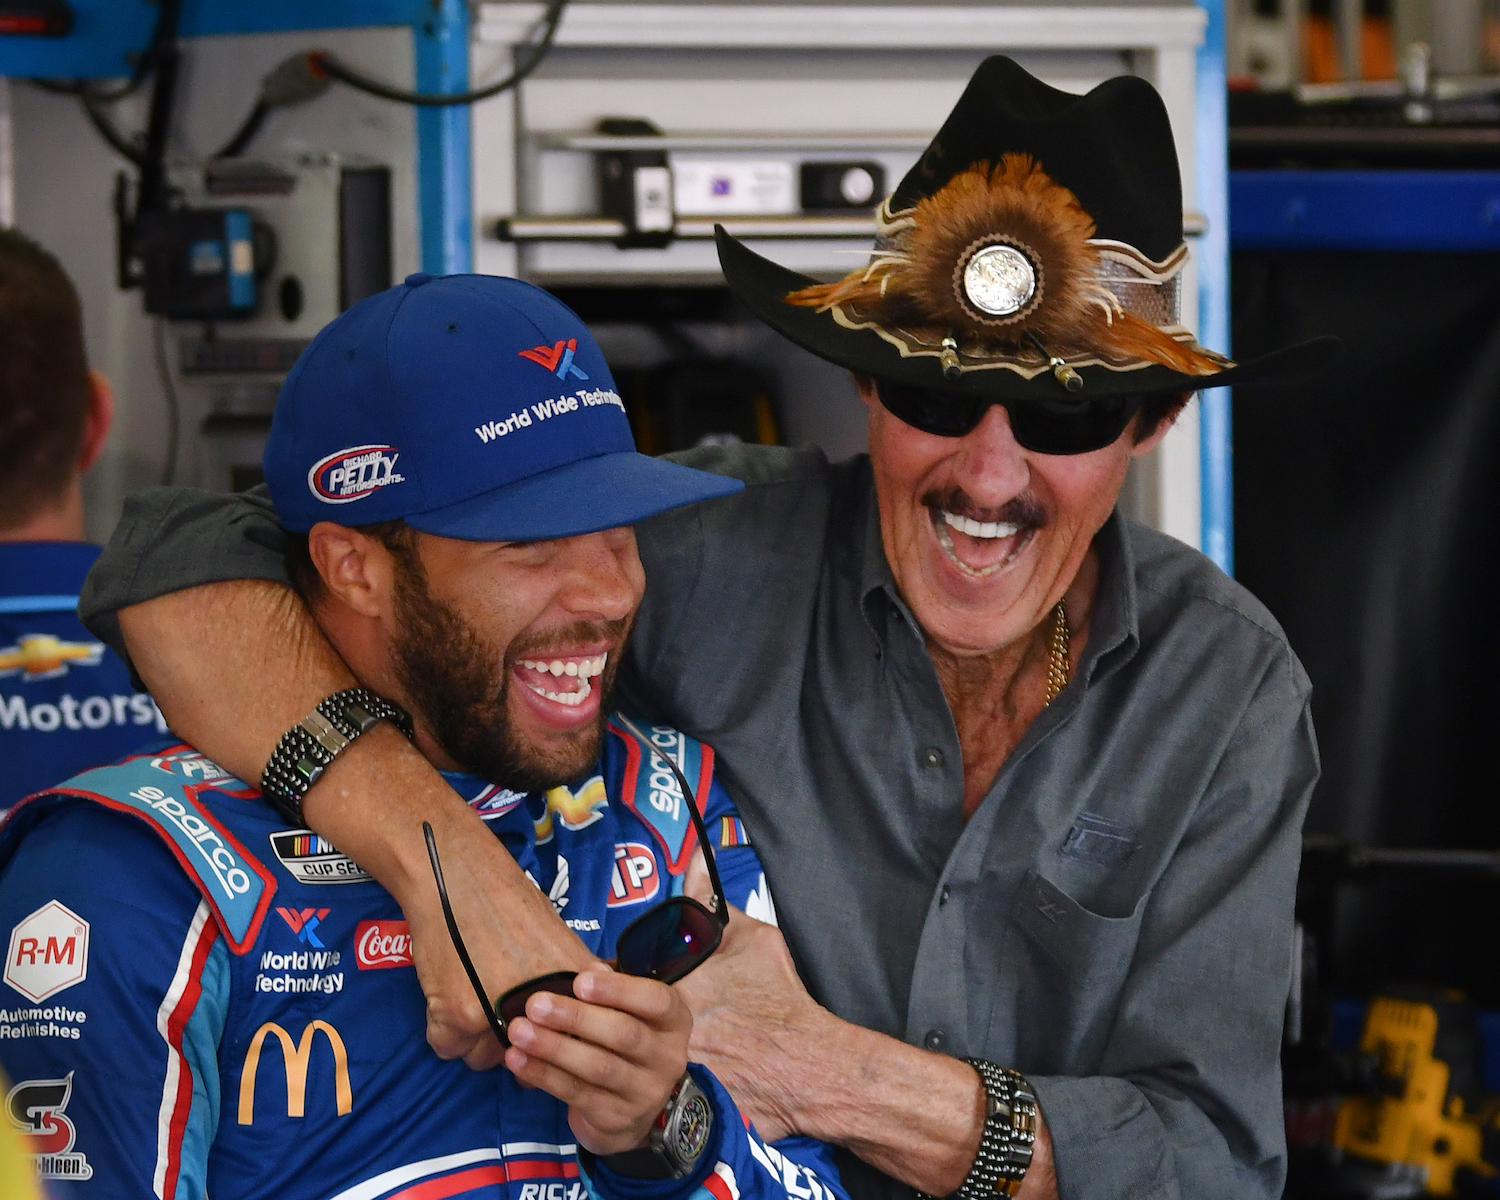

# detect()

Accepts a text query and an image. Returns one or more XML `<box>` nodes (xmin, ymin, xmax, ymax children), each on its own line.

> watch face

<box><xmin>670</xmin><ymin>1093</ymin><xmax>713</xmax><ymax>1160</ymax></box>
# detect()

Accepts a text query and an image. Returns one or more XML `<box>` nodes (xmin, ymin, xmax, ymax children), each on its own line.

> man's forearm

<box><xmin>781</xmin><ymin>1015</ymin><xmax>1056</xmax><ymax>1199</ymax></box>
<box><xmin>119</xmin><ymin>579</ymin><xmax>596</xmax><ymax>1065</ymax></box>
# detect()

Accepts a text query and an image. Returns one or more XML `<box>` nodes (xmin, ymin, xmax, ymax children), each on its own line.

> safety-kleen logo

<box><xmin>519</xmin><ymin>339</ymin><xmax>589</xmax><ymax>381</ymax></box>
<box><xmin>6</xmin><ymin>1071</ymin><xmax>92</xmax><ymax>1180</ymax></box>
<box><xmin>238</xmin><ymin>1020</ymin><xmax>352</xmax><ymax>1124</ymax></box>
<box><xmin>307</xmin><ymin>444</ymin><xmax>405</xmax><ymax>504</ymax></box>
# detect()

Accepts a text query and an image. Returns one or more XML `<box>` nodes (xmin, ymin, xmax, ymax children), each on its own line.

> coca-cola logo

<box><xmin>355</xmin><ymin>919</ymin><xmax>412</xmax><ymax>969</ymax></box>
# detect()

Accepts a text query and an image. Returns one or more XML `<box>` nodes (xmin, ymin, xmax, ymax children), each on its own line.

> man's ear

<box><xmin>307</xmin><ymin>523</ymin><xmax>392</xmax><ymax>619</ymax></box>
<box><xmin>77</xmin><ymin>370</ymin><xmax>114</xmax><ymax>473</ymax></box>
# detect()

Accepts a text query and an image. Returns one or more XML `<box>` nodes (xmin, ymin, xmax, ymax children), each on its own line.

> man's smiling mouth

<box><xmin>516</xmin><ymin>653</ymin><xmax>608</xmax><ymax>707</ymax></box>
<box><xmin>930</xmin><ymin>508</ymin><xmax>1036</xmax><ymax>578</ymax></box>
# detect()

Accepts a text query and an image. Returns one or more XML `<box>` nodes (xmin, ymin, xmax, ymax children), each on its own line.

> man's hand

<box><xmin>673</xmin><ymin>909</ymin><xmax>1058</xmax><ymax>1198</ymax></box>
<box><xmin>504</xmin><ymin>964</ymin><xmax>693</xmax><ymax>1155</ymax></box>
<box><xmin>673</xmin><ymin>906</ymin><xmax>825</xmax><ymax>1142</ymax></box>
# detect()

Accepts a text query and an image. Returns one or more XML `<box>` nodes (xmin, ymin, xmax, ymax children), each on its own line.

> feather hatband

<box><xmin>786</xmin><ymin>154</ymin><xmax>1227</xmax><ymax>379</ymax></box>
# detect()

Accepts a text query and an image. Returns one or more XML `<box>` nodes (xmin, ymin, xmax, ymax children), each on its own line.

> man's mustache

<box><xmin>921</xmin><ymin>487</ymin><xmax>1046</xmax><ymax>530</ymax></box>
<box><xmin>507</xmin><ymin>617</ymin><xmax>633</xmax><ymax>665</ymax></box>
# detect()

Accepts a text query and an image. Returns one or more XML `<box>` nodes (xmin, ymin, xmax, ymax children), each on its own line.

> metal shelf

<box><xmin>498</xmin><ymin>212</ymin><xmax>1209</xmax><ymax>242</ymax></box>
<box><xmin>539</xmin><ymin>134</ymin><xmax>934</xmax><ymax>153</ymax></box>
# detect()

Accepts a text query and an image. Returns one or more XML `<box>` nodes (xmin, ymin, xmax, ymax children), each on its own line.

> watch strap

<box><xmin>260</xmin><ymin>688</ymin><xmax>412</xmax><ymax>825</ymax></box>
<box><xmin>920</xmin><ymin>1059</ymin><xmax>1037</xmax><ymax>1200</ymax></box>
<box><xmin>597</xmin><ymin>1070</ymin><xmax>715</xmax><ymax>1180</ymax></box>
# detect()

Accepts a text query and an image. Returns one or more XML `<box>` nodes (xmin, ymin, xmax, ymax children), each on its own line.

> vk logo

<box><xmin>276</xmin><ymin>907</ymin><xmax>330</xmax><ymax>948</ymax></box>
<box><xmin>519</xmin><ymin>339</ymin><xmax>589</xmax><ymax>381</ymax></box>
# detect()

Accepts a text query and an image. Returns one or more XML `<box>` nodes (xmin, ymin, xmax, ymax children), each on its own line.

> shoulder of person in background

<box><xmin>0</xmin><ymin>228</ymin><xmax>168</xmax><ymax>810</ymax></box>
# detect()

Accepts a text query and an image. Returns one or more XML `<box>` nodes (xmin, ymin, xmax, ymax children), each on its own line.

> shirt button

<box><xmin>939</xmin><ymin>885</ymin><xmax>951</xmax><ymax>907</ymax></box>
<box><xmin>924</xmin><ymin>1029</ymin><xmax>947</xmax><ymax>1051</ymax></box>
<box><xmin>920</xmin><ymin>746</ymin><xmax>944</xmax><ymax>769</ymax></box>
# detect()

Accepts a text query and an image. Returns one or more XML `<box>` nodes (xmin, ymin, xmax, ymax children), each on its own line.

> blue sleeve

<box><xmin>0</xmin><ymin>802</ymin><xmax>229</xmax><ymax>1198</ymax></box>
<box><xmin>581</xmin><ymin>1067</ymin><xmax>848</xmax><ymax>1200</ymax></box>
<box><xmin>691</xmin><ymin>777</ymin><xmax>778</xmax><ymax>927</ymax></box>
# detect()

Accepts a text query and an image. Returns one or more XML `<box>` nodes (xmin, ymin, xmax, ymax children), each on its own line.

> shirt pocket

<box><xmin>982</xmin><ymin>869</ymin><xmax>1148</xmax><ymax>1074</ymax></box>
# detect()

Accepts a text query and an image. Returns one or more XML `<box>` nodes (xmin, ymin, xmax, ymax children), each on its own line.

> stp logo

<box><xmin>307</xmin><ymin>444</ymin><xmax>405</xmax><ymax>504</ymax></box>
<box><xmin>355</xmin><ymin>920</ymin><xmax>412</xmax><ymax>970</ymax></box>
<box><xmin>5</xmin><ymin>900</ymin><xmax>88</xmax><ymax>1002</ymax></box>
<box><xmin>7</xmin><ymin>1071</ymin><xmax>93</xmax><ymax>1180</ymax></box>
<box><xmin>607</xmin><ymin>842</ymin><xmax>660</xmax><ymax>908</ymax></box>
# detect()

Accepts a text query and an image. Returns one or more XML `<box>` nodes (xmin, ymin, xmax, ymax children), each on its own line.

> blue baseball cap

<box><xmin>264</xmin><ymin>272</ymin><xmax>743</xmax><ymax>538</ymax></box>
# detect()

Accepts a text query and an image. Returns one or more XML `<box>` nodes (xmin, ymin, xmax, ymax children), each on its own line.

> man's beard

<box><xmin>388</xmin><ymin>553</ymin><xmax>630</xmax><ymax>791</ymax></box>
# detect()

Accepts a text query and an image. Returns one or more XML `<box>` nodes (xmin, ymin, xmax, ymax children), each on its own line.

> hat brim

<box><xmin>716</xmin><ymin>227</ymin><xmax>1339</xmax><ymax>399</ymax></box>
<box><xmin>403</xmin><ymin>450</ymin><xmax>743</xmax><ymax>542</ymax></box>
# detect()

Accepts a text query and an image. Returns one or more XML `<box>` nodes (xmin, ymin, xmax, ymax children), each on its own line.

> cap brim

<box><xmin>403</xmin><ymin>451</ymin><xmax>743</xmax><ymax>542</ymax></box>
<box><xmin>716</xmin><ymin>226</ymin><xmax>1340</xmax><ymax>398</ymax></box>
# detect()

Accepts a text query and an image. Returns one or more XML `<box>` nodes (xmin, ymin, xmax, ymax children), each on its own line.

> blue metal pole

<box><xmin>412</xmin><ymin>0</ymin><xmax>472</xmax><ymax>274</ymax></box>
<box><xmin>1196</xmin><ymin>0</ymin><xmax>1233</xmax><ymax>574</ymax></box>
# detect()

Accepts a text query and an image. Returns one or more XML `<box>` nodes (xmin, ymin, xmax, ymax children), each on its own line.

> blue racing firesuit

<box><xmin>0</xmin><ymin>715</ymin><xmax>845</xmax><ymax>1200</ymax></box>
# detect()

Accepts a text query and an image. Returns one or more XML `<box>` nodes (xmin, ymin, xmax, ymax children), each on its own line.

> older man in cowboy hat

<box><xmin>79</xmin><ymin>57</ymin><xmax>1330</xmax><ymax>1200</ymax></box>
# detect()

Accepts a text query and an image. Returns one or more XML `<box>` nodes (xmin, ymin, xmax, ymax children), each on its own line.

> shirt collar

<box><xmin>0</xmin><ymin>541</ymin><xmax>103</xmax><ymax>600</ymax></box>
<box><xmin>852</xmin><ymin>478</ymin><xmax>1140</xmax><ymax>687</ymax></box>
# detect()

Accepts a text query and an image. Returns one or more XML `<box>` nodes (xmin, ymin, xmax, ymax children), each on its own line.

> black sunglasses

<box><xmin>422</xmin><ymin>714</ymin><xmax>728</xmax><ymax>1047</ymax></box>
<box><xmin>875</xmin><ymin>379</ymin><xmax>1146</xmax><ymax>454</ymax></box>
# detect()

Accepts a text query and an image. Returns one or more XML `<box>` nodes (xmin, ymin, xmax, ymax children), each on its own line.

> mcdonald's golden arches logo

<box><xmin>238</xmin><ymin>1020</ymin><xmax>352</xmax><ymax>1124</ymax></box>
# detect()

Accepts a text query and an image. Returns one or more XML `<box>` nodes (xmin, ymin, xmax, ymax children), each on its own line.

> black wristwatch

<box><xmin>591</xmin><ymin>1071</ymin><xmax>715</xmax><ymax>1180</ymax></box>
<box><xmin>920</xmin><ymin>1060</ymin><xmax>1036</xmax><ymax>1200</ymax></box>
<box><xmin>260</xmin><ymin>688</ymin><xmax>413</xmax><ymax>826</ymax></box>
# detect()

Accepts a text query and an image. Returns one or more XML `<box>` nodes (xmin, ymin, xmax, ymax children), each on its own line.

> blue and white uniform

<box><xmin>0</xmin><ymin>717</ymin><xmax>844</xmax><ymax>1200</ymax></box>
<box><xmin>0</xmin><ymin>542</ymin><xmax>166</xmax><ymax>808</ymax></box>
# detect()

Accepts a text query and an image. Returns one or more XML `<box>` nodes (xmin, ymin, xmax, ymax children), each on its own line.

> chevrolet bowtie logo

<box><xmin>0</xmin><ymin>634</ymin><xmax>105</xmax><ymax>681</ymax></box>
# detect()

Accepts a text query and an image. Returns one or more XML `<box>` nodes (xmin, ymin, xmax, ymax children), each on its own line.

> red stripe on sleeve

<box><xmin>160</xmin><ymin>919</ymin><xmax>220</xmax><ymax>1199</ymax></box>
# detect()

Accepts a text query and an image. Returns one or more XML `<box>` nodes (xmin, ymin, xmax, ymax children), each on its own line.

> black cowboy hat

<box><xmin>716</xmin><ymin>56</ymin><xmax>1336</xmax><ymax>401</ymax></box>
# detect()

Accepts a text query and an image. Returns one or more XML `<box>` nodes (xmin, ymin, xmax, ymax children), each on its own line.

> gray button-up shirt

<box><xmin>81</xmin><ymin>445</ymin><xmax>1317</xmax><ymax>1200</ymax></box>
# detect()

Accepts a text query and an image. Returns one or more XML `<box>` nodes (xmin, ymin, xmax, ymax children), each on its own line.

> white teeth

<box><xmin>934</xmin><ymin>519</ymin><xmax>1007</xmax><ymax>579</ymax></box>
<box><xmin>522</xmin><ymin>677</ymin><xmax>594</xmax><ymax>706</ymax></box>
<box><xmin>519</xmin><ymin>653</ymin><xmax>608</xmax><ymax>679</ymax></box>
<box><xmin>942</xmin><ymin>510</ymin><xmax>1020</xmax><ymax>540</ymax></box>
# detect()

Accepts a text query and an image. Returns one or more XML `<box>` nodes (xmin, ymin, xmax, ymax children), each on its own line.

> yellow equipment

<box><xmin>1332</xmin><ymin>994</ymin><xmax>1497</xmax><ymax>1196</ymax></box>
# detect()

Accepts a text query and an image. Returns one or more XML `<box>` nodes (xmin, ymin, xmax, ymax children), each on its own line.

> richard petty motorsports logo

<box><xmin>307</xmin><ymin>444</ymin><xmax>404</xmax><ymax>504</ymax></box>
<box><xmin>7</xmin><ymin>1071</ymin><xmax>92</xmax><ymax>1181</ymax></box>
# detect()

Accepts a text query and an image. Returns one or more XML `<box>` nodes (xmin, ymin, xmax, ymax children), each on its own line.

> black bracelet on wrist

<box><xmin>260</xmin><ymin>687</ymin><xmax>412</xmax><ymax>827</ymax></box>
<box><xmin>919</xmin><ymin>1059</ymin><xmax>1037</xmax><ymax>1200</ymax></box>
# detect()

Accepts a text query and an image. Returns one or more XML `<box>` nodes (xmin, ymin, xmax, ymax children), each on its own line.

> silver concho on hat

<box><xmin>954</xmin><ymin>239</ymin><xmax>1041</xmax><ymax>325</ymax></box>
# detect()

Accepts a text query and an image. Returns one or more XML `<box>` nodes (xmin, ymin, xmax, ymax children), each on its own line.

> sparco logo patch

<box><xmin>355</xmin><ymin>920</ymin><xmax>413</xmax><ymax>969</ymax></box>
<box><xmin>5</xmin><ymin>901</ymin><xmax>88</xmax><ymax>1002</ymax></box>
<box><xmin>270</xmin><ymin>830</ymin><xmax>373</xmax><ymax>885</ymax></box>
<box><xmin>308</xmin><ymin>444</ymin><xmax>405</xmax><ymax>504</ymax></box>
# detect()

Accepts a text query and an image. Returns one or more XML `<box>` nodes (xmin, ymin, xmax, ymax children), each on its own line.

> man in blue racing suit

<box><xmin>0</xmin><ymin>273</ymin><xmax>848</xmax><ymax>1200</ymax></box>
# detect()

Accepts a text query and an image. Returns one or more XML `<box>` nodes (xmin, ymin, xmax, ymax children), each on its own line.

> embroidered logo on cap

<box><xmin>307</xmin><ymin>445</ymin><xmax>405</xmax><ymax>504</ymax></box>
<box><xmin>519</xmin><ymin>339</ymin><xmax>590</xmax><ymax>381</ymax></box>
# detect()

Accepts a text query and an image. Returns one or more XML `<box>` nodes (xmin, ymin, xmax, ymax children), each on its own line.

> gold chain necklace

<box><xmin>1044</xmin><ymin>601</ymin><xmax>1071</xmax><ymax>705</ymax></box>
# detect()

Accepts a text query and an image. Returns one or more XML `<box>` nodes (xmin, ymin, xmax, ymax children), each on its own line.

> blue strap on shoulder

<box><xmin>6</xmin><ymin>745</ymin><xmax>276</xmax><ymax>953</ymax></box>
<box><xmin>608</xmin><ymin>718</ymin><xmax>713</xmax><ymax>874</ymax></box>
